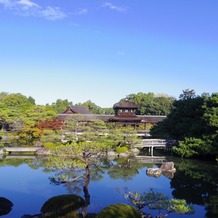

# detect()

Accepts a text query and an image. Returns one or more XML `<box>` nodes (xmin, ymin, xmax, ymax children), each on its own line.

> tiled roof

<box><xmin>113</xmin><ymin>100</ymin><xmax>139</xmax><ymax>109</ymax></box>
<box><xmin>62</xmin><ymin>106</ymin><xmax>92</xmax><ymax>114</ymax></box>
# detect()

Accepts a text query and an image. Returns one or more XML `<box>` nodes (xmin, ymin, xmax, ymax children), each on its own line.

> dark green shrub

<box><xmin>97</xmin><ymin>203</ymin><xmax>141</xmax><ymax>218</ymax></box>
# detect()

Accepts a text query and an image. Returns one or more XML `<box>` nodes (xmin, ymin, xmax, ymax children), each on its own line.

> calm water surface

<box><xmin>0</xmin><ymin>155</ymin><xmax>217</xmax><ymax>218</ymax></box>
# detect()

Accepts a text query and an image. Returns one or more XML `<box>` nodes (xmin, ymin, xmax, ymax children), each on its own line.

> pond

<box><xmin>0</xmin><ymin>155</ymin><xmax>217</xmax><ymax>218</ymax></box>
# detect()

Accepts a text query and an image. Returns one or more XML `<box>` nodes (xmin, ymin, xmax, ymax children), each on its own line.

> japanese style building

<box><xmin>109</xmin><ymin>100</ymin><xmax>142</xmax><ymax>127</ymax></box>
<box><xmin>57</xmin><ymin>100</ymin><xmax>166</xmax><ymax>130</ymax></box>
<box><xmin>62</xmin><ymin>105</ymin><xmax>92</xmax><ymax>115</ymax></box>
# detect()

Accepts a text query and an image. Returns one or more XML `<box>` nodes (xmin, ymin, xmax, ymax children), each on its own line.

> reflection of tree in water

<box><xmin>0</xmin><ymin>157</ymin><xmax>33</xmax><ymax>167</ymax></box>
<box><xmin>44</xmin><ymin>155</ymin><xmax>148</xmax><ymax>217</ymax></box>
<box><xmin>171</xmin><ymin>159</ymin><xmax>218</xmax><ymax>218</ymax></box>
<box><xmin>106</xmin><ymin>157</ymin><xmax>147</xmax><ymax>181</ymax></box>
<box><xmin>0</xmin><ymin>197</ymin><xmax>13</xmax><ymax>216</ymax></box>
<box><xmin>46</xmin><ymin>154</ymin><xmax>105</xmax><ymax>217</ymax></box>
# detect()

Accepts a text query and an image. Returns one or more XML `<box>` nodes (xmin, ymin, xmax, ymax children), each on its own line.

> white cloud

<box><xmin>74</xmin><ymin>8</ymin><xmax>87</xmax><ymax>15</ymax></box>
<box><xmin>0</xmin><ymin>0</ymin><xmax>67</xmax><ymax>20</ymax></box>
<box><xmin>102</xmin><ymin>2</ymin><xmax>127</xmax><ymax>13</ymax></box>
<box><xmin>40</xmin><ymin>6</ymin><xmax>67</xmax><ymax>20</ymax></box>
<box><xmin>17</xmin><ymin>0</ymin><xmax>38</xmax><ymax>8</ymax></box>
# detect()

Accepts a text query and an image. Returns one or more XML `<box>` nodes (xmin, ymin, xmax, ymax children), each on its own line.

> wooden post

<box><xmin>151</xmin><ymin>146</ymin><xmax>154</xmax><ymax>157</ymax></box>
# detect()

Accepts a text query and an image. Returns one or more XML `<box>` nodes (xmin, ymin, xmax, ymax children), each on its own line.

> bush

<box><xmin>97</xmin><ymin>204</ymin><xmax>141</xmax><ymax>218</ymax></box>
<box><xmin>44</xmin><ymin>142</ymin><xmax>62</xmax><ymax>150</ymax></box>
<box><xmin>116</xmin><ymin>146</ymin><xmax>128</xmax><ymax>154</ymax></box>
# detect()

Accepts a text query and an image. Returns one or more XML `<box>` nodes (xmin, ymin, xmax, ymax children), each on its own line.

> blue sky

<box><xmin>0</xmin><ymin>0</ymin><xmax>217</xmax><ymax>107</ymax></box>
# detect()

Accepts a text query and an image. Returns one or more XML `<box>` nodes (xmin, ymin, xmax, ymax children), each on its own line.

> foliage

<box><xmin>151</xmin><ymin>91</ymin><xmax>218</xmax><ymax>159</ymax></box>
<box><xmin>154</xmin><ymin>96</ymin><xmax>205</xmax><ymax>140</ymax></box>
<box><xmin>41</xmin><ymin>129</ymin><xmax>62</xmax><ymax>146</ymax></box>
<box><xmin>51</xmin><ymin>99</ymin><xmax>72</xmax><ymax>114</ymax></box>
<box><xmin>170</xmin><ymin>158</ymin><xmax>218</xmax><ymax>217</ymax></box>
<box><xmin>27</xmin><ymin>96</ymin><xmax>36</xmax><ymax>105</ymax></box>
<box><xmin>0</xmin><ymin>93</ymin><xmax>34</xmax><ymax>132</ymax></box>
<box><xmin>41</xmin><ymin>194</ymin><xmax>85</xmax><ymax>218</ymax></box>
<box><xmin>18</xmin><ymin>125</ymin><xmax>42</xmax><ymax>143</ymax></box>
<box><xmin>107</xmin><ymin>157</ymin><xmax>145</xmax><ymax>181</ymax></box>
<box><xmin>97</xmin><ymin>203</ymin><xmax>141</xmax><ymax>218</ymax></box>
<box><xmin>0</xmin><ymin>93</ymin><xmax>33</xmax><ymax>112</ymax></box>
<box><xmin>0</xmin><ymin>93</ymin><xmax>58</xmax><ymax>144</ymax></box>
<box><xmin>168</xmin><ymin>199</ymin><xmax>194</xmax><ymax>215</ymax></box>
<box><xmin>124</xmin><ymin>188</ymin><xmax>194</xmax><ymax>217</ymax></box>
<box><xmin>36</xmin><ymin>119</ymin><xmax>63</xmax><ymax>131</ymax></box>
<box><xmin>51</xmin><ymin>141</ymin><xmax>111</xmax><ymax>160</ymax></box>
<box><xmin>76</xmin><ymin>100</ymin><xmax>102</xmax><ymax>114</ymax></box>
<box><xmin>101</xmin><ymin>107</ymin><xmax>114</xmax><ymax>115</ymax></box>
<box><xmin>116</xmin><ymin>146</ymin><xmax>128</xmax><ymax>154</ymax></box>
<box><xmin>24</xmin><ymin>105</ymin><xmax>57</xmax><ymax>126</ymax></box>
<box><xmin>77</xmin><ymin>100</ymin><xmax>114</xmax><ymax>115</ymax></box>
<box><xmin>124</xmin><ymin>92</ymin><xmax>175</xmax><ymax>115</ymax></box>
<box><xmin>179</xmin><ymin>89</ymin><xmax>196</xmax><ymax>100</ymax></box>
<box><xmin>106</xmin><ymin>127</ymin><xmax>141</xmax><ymax>149</ymax></box>
<box><xmin>173</xmin><ymin>137</ymin><xmax>208</xmax><ymax>158</ymax></box>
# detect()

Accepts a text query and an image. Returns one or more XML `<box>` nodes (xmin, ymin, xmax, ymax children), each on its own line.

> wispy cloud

<box><xmin>102</xmin><ymin>2</ymin><xmax>127</xmax><ymax>13</ymax></box>
<box><xmin>40</xmin><ymin>6</ymin><xmax>66</xmax><ymax>20</ymax></box>
<box><xmin>74</xmin><ymin>8</ymin><xmax>87</xmax><ymax>16</ymax></box>
<box><xmin>0</xmin><ymin>0</ymin><xmax>67</xmax><ymax>20</ymax></box>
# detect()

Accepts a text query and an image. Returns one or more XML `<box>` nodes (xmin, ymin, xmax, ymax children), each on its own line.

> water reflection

<box><xmin>0</xmin><ymin>197</ymin><xmax>13</xmax><ymax>216</ymax></box>
<box><xmin>171</xmin><ymin>159</ymin><xmax>218</xmax><ymax>218</ymax></box>
<box><xmin>0</xmin><ymin>155</ymin><xmax>217</xmax><ymax>217</ymax></box>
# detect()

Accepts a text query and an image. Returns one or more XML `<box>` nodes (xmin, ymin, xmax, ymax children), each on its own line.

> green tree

<box><xmin>0</xmin><ymin>92</ymin><xmax>8</xmax><ymax>101</ymax></box>
<box><xmin>0</xmin><ymin>93</ymin><xmax>34</xmax><ymax>132</ymax></box>
<box><xmin>105</xmin><ymin>127</ymin><xmax>140</xmax><ymax>149</ymax></box>
<box><xmin>27</xmin><ymin>96</ymin><xmax>36</xmax><ymax>105</ymax></box>
<box><xmin>124</xmin><ymin>188</ymin><xmax>194</xmax><ymax>217</ymax></box>
<box><xmin>152</xmin><ymin>91</ymin><xmax>218</xmax><ymax>159</ymax></box>
<box><xmin>202</xmin><ymin>93</ymin><xmax>218</xmax><ymax>156</ymax></box>
<box><xmin>52</xmin><ymin>99</ymin><xmax>72</xmax><ymax>114</ymax></box>
<box><xmin>24</xmin><ymin>105</ymin><xmax>57</xmax><ymax>126</ymax></box>
<box><xmin>125</xmin><ymin>92</ymin><xmax>174</xmax><ymax>115</ymax></box>
<box><xmin>179</xmin><ymin>89</ymin><xmax>196</xmax><ymax>100</ymax></box>
<box><xmin>151</xmin><ymin>94</ymin><xmax>206</xmax><ymax>140</ymax></box>
<box><xmin>76</xmin><ymin>100</ymin><xmax>102</xmax><ymax>114</ymax></box>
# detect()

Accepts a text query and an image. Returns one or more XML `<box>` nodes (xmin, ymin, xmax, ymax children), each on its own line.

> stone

<box><xmin>146</xmin><ymin>168</ymin><xmax>162</xmax><ymax>177</ymax></box>
<box><xmin>160</xmin><ymin>162</ymin><xmax>176</xmax><ymax>172</ymax></box>
<box><xmin>118</xmin><ymin>152</ymin><xmax>129</xmax><ymax>157</ymax></box>
<box><xmin>34</xmin><ymin>141</ymin><xmax>42</xmax><ymax>147</ymax></box>
<box><xmin>162</xmin><ymin>171</ymin><xmax>175</xmax><ymax>179</ymax></box>
<box><xmin>35</xmin><ymin>148</ymin><xmax>51</xmax><ymax>156</ymax></box>
<box><xmin>130</xmin><ymin>148</ymin><xmax>140</xmax><ymax>155</ymax></box>
<box><xmin>107</xmin><ymin>150</ymin><xmax>117</xmax><ymax>157</ymax></box>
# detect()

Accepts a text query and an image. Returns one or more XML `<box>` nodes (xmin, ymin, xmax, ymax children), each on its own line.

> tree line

<box><xmin>0</xmin><ymin>91</ymin><xmax>175</xmax><ymax>134</ymax></box>
<box><xmin>1</xmin><ymin>89</ymin><xmax>217</xmax><ymax>161</ymax></box>
<box><xmin>0</xmin><ymin>91</ymin><xmax>167</xmax><ymax>147</ymax></box>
